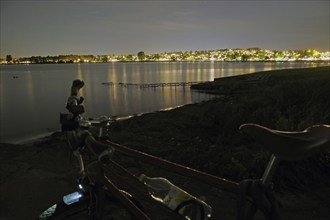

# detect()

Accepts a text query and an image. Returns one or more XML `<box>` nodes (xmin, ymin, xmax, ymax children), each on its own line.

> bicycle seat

<box><xmin>239</xmin><ymin>124</ymin><xmax>330</xmax><ymax>161</ymax></box>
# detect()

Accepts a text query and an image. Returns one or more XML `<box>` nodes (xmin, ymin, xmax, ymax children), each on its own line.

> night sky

<box><xmin>1</xmin><ymin>0</ymin><xmax>329</xmax><ymax>58</ymax></box>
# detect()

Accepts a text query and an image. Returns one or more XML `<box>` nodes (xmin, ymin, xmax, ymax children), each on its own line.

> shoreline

<box><xmin>0</xmin><ymin>104</ymin><xmax>188</xmax><ymax>145</ymax></box>
<box><xmin>1</xmin><ymin>66</ymin><xmax>329</xmax><ymax>219</ymax></box>
<box><xmin>0</xmin><ymin>131</ymin><xmax>58</xmax><ymax>145</ymax></box>
<box><xmin>1</xmin><ymin>62</ymin><xmax>327</xmax><ymax>144</ymax></box>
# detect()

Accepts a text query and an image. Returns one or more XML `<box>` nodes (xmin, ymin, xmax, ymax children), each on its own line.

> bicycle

<box><xmin>39</xmin><ymin>116</ymin><xmax>330</xmax><ymax>220</ymax></box>
<box><xmin>40</xmin><ymin>116</ymin><xmax>185</xmax><ymax>220</ymax></box>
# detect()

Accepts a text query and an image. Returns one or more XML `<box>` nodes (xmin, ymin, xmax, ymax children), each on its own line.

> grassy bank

<box><xmin>106</xmin><ymin>66</ymin><xmax>330</xmax><ymax>219</ymax></box>
<box><xmin>1</xmin><ymin>66</ymin><xmax>329</xmax><ymax>219</ymax></box>
<box><xmin>108</xmin><ymin>66</ymin><xmax>330</xmax><ymax>190</ymax></box>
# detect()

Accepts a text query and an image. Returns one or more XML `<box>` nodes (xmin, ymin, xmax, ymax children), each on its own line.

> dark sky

<box><xmin>1</xmin><ymin>0</ymin><xmax>329</xmax><ymax>58</ymax></box>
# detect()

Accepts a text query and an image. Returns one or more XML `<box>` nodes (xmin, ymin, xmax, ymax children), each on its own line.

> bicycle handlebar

<box><xmin>85</xmin><ymin>134</ymin><xmax>114</xmax><ymax>161</ymax></box>
<box><xmin>72</xmin><ymin>130</ymin><xmax>114</xmax><ymax>161</ymax></box>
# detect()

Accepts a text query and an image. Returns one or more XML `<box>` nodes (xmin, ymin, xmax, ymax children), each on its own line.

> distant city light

<box><xmin>1</xmin><ymin>48</ymin><xmax>330</xmax><ymax>64</ymax></box>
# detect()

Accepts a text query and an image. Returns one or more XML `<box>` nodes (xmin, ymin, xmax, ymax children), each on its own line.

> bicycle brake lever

<box><xmin>77</xmin><ymin>129</ymin><xmax>92</xmax><ymax>141</ymax></box>
<box><xmin>68</xmin><ymin>130</ymin><xmax>92</xmax><ymax>149</ymax></box>
<box><xmin>98</xmin><ymin>148</ymin><xmax>114</xmax><ymax>161</ymax></box>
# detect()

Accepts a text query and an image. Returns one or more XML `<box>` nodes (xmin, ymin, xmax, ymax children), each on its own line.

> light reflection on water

<box><xmin>0</xmin><ymin>62</ymin><xmax>327</xmax><ymax>143</ymax></box>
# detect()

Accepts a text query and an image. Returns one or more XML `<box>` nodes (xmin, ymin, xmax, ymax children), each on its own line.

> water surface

<box><xmin>0</xmin><ymin>62</ymin><xmax>326</xmax><ymax>143</ymax></box>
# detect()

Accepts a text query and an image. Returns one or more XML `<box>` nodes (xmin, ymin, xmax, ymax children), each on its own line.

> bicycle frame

<box><xmin>261</xmin><ymin>155</ymin><xmax>280</xmax><ymax>186</ymax></box>
<box><xmin>70</xmin><ymin>128</ymin><xmax>281</xmax><ymax>220</ymax></box>
<box><xmin>72</xmin><ymin>146</ymin><xmax>182</xmax><ymax>219</ymax></box>
<box><xmin>105</xmin><ymin>140</ymin><xmax>281</xmax><ymax>190</ymax></box>
<box><xmin>103</xmin><ymin>140</ymin><xmax>281</xmax><ymax>220</ymax></box>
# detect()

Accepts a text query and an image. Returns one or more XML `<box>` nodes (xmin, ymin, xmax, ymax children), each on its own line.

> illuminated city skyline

<box><xmin>2</xmin><ymin>48</ymin><xmax>329</xmax><ymax>64</ymax></box>
<box><xmin>1</xmin><ymin>1</ymin><xmax>329</xmax><ymax>58</ymax></box>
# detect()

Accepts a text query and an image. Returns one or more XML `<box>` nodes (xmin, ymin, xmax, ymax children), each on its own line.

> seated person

<box><xmin>66</xmin><ymin>79</ymin><xmax>85</xmax><ymax>120</ymax></box>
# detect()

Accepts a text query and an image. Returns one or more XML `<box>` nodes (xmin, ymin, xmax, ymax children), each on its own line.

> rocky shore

<box><xmin>1</xmin><ymin>66</ymin><xmax>329</xmax><ymax>220</ymax></box>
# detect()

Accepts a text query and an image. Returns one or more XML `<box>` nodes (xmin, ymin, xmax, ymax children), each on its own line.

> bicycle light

<box><xmin>63</xmin><ymin>192</ymin><xmax>83</xmax><ymax>205</ymax></box>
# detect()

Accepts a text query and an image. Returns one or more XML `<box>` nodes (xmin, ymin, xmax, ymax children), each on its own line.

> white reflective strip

<box><xmin>39</xmin><ymin>204</ymin><xmax>57</xmax><ymax>219</ymax></box>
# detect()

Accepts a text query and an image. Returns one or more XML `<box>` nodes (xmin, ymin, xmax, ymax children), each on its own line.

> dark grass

<box><xmin>108</xmin><ymin>66</ymin><xmax>330</xmax><ymax>191</ymax></box>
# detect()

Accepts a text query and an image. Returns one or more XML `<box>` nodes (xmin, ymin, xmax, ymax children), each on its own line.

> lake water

<box><xmin>0</xmin><ymin>61</ymin><xmax>327</xmax><ymax>143</ymax></box>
